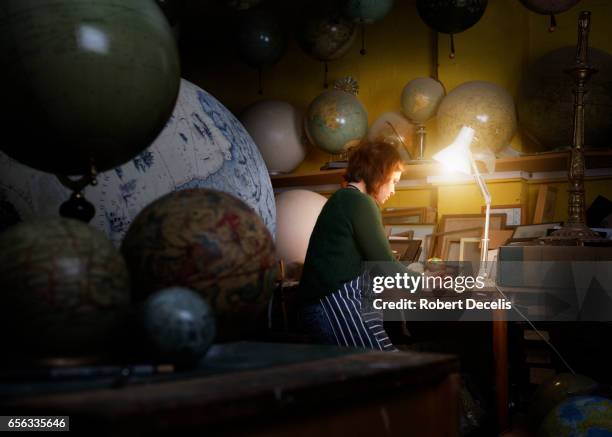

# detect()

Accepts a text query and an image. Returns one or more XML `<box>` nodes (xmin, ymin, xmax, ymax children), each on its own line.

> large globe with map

<box><xmin>121</xmin><ymin>188</ymin><xmax>277</xmax><ymax>340</ymax></box>
<box><xmin>305</xmin><ymin>90</ymin><xmax>368</xmax><ymax>154</ymax></box>
<box><xmin>0</xmin><ymin>79</ymin><xmax>276</xmax><ymax>244</ymax></box>
<box><xmin>539</xmin><ymin>396</ymin><xmax>612</xmax><ymax>436</ymax></box>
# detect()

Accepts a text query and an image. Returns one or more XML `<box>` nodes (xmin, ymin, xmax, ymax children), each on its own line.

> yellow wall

<box><xmin>185</xmin><ymin>0</ymin><xmax>612</xmax><ymax>224</ymax></box>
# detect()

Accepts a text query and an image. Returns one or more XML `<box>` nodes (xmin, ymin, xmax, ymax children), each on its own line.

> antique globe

<box><xmin>539</xmin><ymin>396</ymin><xmax>612</xmax><ymax>436</ymax></box>
<box><xmin>529</xmin><ymin>373</ymin><xmax>598</xmax><ymax>425</ymax></box>
<box><xmin>296</xmin><ymin>0</ymin><xmax>357</xmax><ymax>62</ymax></box>
<box><xmin>0</xmin><ymin>0</ymin><xmax>180</xmax><ymax>175</ymax></box>
<box><xmin>305</xmin><ymin>90</ymin><xmax>368</xmax><ymax>154</ymax></box>
<box><xmin>0</xmin><ymin>79</ymin><xmax>276</xmax><ymax>245</ymax></box>
<box><xmin>121</xmin><ymin>188</ymin><xmax>277</xmax><ymax>340</ymax></box>
<box><xmin>519</xmin><ymin>0</ymin><xmax>581</xmax><ymax>15</ymax></box>
<box><xmin>518</xmin><ymin>46</ymin><xmax>612</xmax><ymax>152</ymax></box>
<box><xmin>240</xmin><ymin>100</ymin><xmax>306</xmax><ymax>174</ymax></box>
<box><xmin>0</xmin><ymin>218</ymin><xmax>130</xmax><ymax>363</ymax></box>
<box><xmin>276</xmin><ymin>190</ymin><xmax>327</xmax><ymax>265</ymax></box>
<box><xmin>237</xmin><ymin>8</ymin><xmax>286</xmax><ymax>68</ymax></box>
<box><xmin>344</xmin><ymin>0</ymin><xmax>394</xmax><ymax>23</ymax></box>
<box><xmin>367</xmin><ymin>112</ymin><xmax>416</xmax><ymax>161</ymax></box>
<box><xmin>437</xmin><ymin>81</ymin><xmax>517</xmax><ymax>154</ymax></box>
<box><xmin>141</xmin><ymin>287</ymin><xmax>216</xmax><ymax>366</ymax></box>
<box><xmin>401</xmin><ymin>77</ymin><xmax>446</xmax><ymax>124</ymax></box>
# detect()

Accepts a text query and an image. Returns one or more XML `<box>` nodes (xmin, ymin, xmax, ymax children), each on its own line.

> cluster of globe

<box><xmin>0</xmin><ymin>0</ymin><xmax>280</xmax><ymax>367</ymax></box>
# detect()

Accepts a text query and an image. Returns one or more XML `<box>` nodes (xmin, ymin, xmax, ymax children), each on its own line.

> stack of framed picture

<box><xmin>383</xmin><ymin>207</ymin><xmax>437</xmax><ymax>263</ymax></box>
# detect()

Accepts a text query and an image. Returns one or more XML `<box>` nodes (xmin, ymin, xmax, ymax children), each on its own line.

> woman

<box><xmin>298</xmin><ymin>141</ymin><xmax>418</xmax><ymax>351</ymax></box>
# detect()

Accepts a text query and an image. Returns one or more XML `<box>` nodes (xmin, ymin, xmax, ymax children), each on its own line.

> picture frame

<box><xmin>481</xmin><ymin>204</ymin><xmax>525</xmax><ymax>227</ymax></box>
<box><xmin>387</xmin><ymin>224</ymin><xmax>435</xmax><ymax>263</ymax></box>
<box><xmin>433</xmin><ymin>214</ymin><xmax>507</xmax><ymax>258</ymax></box>
<box><xmin>382</xmin><ymin>206</ymin><xmax>436</xmax><ymax>225</ymax></box>
<box><xmin>510</xmin><ymin>222</ymin><xmax>562</xmax><ymax>240</ymax></box>
<box><xmin>533</xmin><ymin>185</ymin><xmax>558</xmax><ymax>224</ymax></box>
<box><xmin>389</xmin><ymin>238</ymin><xmax>422</xmax><ymax>262</ymax></box>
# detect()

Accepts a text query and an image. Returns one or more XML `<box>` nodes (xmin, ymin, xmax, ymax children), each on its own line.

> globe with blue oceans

<box><xmin>539</xmin><ymin>396</ymin><xmax>612</xmax><ymax>437</ymax></box>
<box><xmin>305</xmin><ymin>90</ymin><xmax>368</xmax><ymax>154</ymax></box>
<box><xmin>0</xmin><ymin>79</ymin><xmax>275</xmax><ymax>243</ymax></box>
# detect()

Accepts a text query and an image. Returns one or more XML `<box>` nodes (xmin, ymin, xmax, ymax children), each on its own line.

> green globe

<box><xmin>121</xmin><ymin>188</ymin><xmax>277</xmax><ymax>340</ymax></box>
<box><xmin>305</xmin><ymin>90</ymin><xmax>368</xmax><ymax>154</ymax></box>
<box><xmin>0</xmin><ymin>0</ymin><xmax>180</xmax><ymax>174</ymax></box>
<box><xmin>0</xmin><ymin>218</ymin><xmax>130</xmax><ymax>363</ymax></box>
<box><xmin>539</xmin><ymin>396</ymin><xmax>612</xmax><ymax>436</ymax></box>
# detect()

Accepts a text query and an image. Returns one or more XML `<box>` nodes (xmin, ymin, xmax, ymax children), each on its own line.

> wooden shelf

<box><xmin>271</xmin><ymin>149</ymin><xmax>612</xmax><ymax>188</ymax></box>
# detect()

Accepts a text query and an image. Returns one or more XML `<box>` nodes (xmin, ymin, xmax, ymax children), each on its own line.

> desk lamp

<box><xmin>433</xmin><ymin>126</ymin><xmax>495</xmax><ymax>283</ymax></box>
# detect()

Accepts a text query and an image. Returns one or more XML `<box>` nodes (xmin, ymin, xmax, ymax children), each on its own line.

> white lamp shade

<box><xmin>432</xmin><ymin>126</ymin><xmax>475</xmax><ymax>175</ymax></box>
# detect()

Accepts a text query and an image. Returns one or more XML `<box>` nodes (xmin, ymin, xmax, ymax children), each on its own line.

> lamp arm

<box><xmin>470</xmin><ymin>156</ymin><xmax>492</xmax><ymax>279</ymax></box>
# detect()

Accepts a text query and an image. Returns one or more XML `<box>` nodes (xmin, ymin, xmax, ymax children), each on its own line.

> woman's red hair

<box><xmin>344</xmin><ymin>142</ymin><xmax>404</xmax><ymax>196</ymax></box>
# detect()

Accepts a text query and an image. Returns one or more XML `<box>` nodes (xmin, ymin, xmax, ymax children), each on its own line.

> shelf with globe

<box><xmin>271</xmin><ymin>149</ymin><xmax>612</xmax><ymax>189</ymax></box>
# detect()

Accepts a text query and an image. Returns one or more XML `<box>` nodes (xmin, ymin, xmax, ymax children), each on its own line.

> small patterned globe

<box><xmin>141</xmin><ymin>287</ymin><xmax>216</xmax><ymax>366</ymax></box>
<box><xmin>305</xmin><ymin>90</ymin><xmax>368</xmax><ymax>154</ymax></box>
<box><xmin>121</xmin><ymin>188</ymin><xmax>277</xmax><ymax>340</ymax></box>
<box><xmin>0</xmin><ymin>218</ymin><xmax>130</xmax><ymax>363</ymax></box>
<box><xmin>539</xmin><ymin>396</ymin><xmax>612</xmax><ymax>436</ymax></box>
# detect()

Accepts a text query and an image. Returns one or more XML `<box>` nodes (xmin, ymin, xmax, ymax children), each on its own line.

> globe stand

<box><xmin>537</xmin><ymin>11</ymin><xmax>604</xmax><ymax>247</ymax></box>
<box><xmin>320</xmin><ymin>151</ymin><xmax>349</xmax><ymax>170</ymax></box>
<box><xmin>56</xmin><ymin>162</ymin><xmax>98</xmax><ymax>223</ymax></box>
<box><xmin>416</xmin><ymin>123</ymin><xmax>427</xmax><ymax>160</ymax></box>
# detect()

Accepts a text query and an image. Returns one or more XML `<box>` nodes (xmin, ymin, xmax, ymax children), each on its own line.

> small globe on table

<box><xmin>0</xmin><ymin>218</ymin><xmax>130</xmax><ymax>364</ymax></box>
<box><xmin>539</xmin><ymin>395</ymin><xmax>612</xmax><ymax>436</ymax></box>
<box><xmin>305</xmin><ymin>90</ymin><xmax>368</xmax><ymax>154</ymax></box>
<box><xmin>141</xmin><ymin>287</ymin><xmax>216</xmax><ymax>367</ymax></box>
<box><xmin>121</xmin><ymin>188</ymin><xmax>277</xmax><ymax>340</ymax></box>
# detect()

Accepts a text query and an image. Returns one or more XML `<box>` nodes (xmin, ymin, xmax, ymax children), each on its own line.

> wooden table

<box><xmin>1</xmin><ymin>342</ymin><xmax>460</xmax><ymax>436</ymax></box>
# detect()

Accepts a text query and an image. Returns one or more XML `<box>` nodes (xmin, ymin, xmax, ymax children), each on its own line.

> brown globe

<box><xmin>121</xmin><ymin>188</ymin><xmax>277</xmax><ymax>340</ymax></box>
<box><xmin>0</xmin><ymin>218</ymin><xmax>130</xmax><ymax>364</ymax></box>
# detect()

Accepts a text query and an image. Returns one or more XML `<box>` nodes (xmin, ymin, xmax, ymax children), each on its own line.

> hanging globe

<box><xmin>344</xmin><ymin>0</ymin><xmax>395</xmax><ymax>23</ymax></box>
<box><xmin>305</xmin><ymin>90</ymin><xmax>368</xmax><ymax>154</ymax></box>
<box><xmin>0</xmin><ymin>79</ymin><xmax>276</xmax><ymax>245</ymax></box>
<box><xmin>518</xmin><ymin>0</ymin><xmax>581</xmax><ymax>15</ymax></box>
<box><xmin>121</xmin><ymin>188</ymin><xmax>277</xmax><ymax>340</ymax></box>
<box><xmin>141</xmin><ymin>287</ymin><xmax>216</xmax><ymax>367</ymax></box>
<box><xmin>436</xmin><ymin>81</ymin><xmax>517</xmax><ymax>154</ymax></box>
<box><xmin>519</xmin><ymin>0</ymin><xmax>581</xmax><ymax>31</ymax></box>
<box><xmin>416</xmin><ymin>0</ymin><xmax>488</xmax><ymax>34</ymax></box>
<box><xmin>240</xmin><ymin>100</ymin><xmax>306</xmax><ymax>174</ymax></box>
<box><xmin>367</xmin><ymin>112</ymin><xmax>416</xmax><ymax>161</ymax></box>
<box><xmin>0</xmin><ymin>0</ymin><xmax>181</xmax><ymax>175</ymax></box>
<box><xmin>155</xmin><ymin>0</ymin><xmax>179</xmax><ymax>27</ymax></box>
<box><xmin>0</xmin><ymin>218</ymin><xmax>130</xmax><ymax>363</ymax></box>
<box><xmin>296</xmin><ymin>0</ymin><xmax>357</xmax><ymax>61</ymax></box>
<box><xmin>401</xmin><ymin>77</ymin><xmax>446</xmax><ymax>124</ymax></box>
<box><xmin>518</xmin><ymin>46</ymin><xmax>612</xmax><ymax>152</ymax></box>
<box><xmin>237</xmin><ymin>9</ymin><xmax>286</xmax><ymax>68</ymax></box>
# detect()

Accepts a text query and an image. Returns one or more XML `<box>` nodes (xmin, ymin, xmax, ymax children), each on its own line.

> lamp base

<box><xmin>537</xmin><ymin>224</ymin><xmax>605</xmax><ymax>246</ymax></box>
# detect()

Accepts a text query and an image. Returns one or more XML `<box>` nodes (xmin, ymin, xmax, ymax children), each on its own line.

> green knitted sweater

<box><xmin>299</xmin><ymin>187</ymin><xmax>406</xmax><ymax>302</ymax></box>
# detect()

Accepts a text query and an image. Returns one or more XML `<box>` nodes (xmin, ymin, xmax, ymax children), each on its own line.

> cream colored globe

<box><xmin>240</xmin><ymin>100</ymin><xmax>306</xmax><ymax>174</ymax></box>
<box><xmin>437</xmin><ymin>81</ymin><xmax>517</xmax><ymax>154</ymax></box>
<box><xmin>275</xmin><ymin>190</ymin><xmax>327</xmax><ymax>264</ymax></box>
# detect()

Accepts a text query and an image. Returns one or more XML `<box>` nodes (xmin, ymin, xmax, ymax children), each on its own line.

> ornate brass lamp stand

<box><xmin>539</xmin><ymin>11</ymin><xmax>602</xmax><ymax>245</ymax></box>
